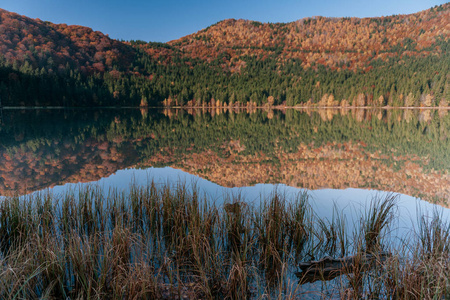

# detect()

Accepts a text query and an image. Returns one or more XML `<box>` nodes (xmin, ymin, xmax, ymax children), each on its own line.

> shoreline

<box><xmin>1</xmin><ymin>105</ymin><xmax>449</xmax><ymax>110</ymax></box>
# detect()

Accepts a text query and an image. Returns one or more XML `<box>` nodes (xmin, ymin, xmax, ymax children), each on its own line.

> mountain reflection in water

<box><xmin>0</xmin><ymin>107</ymin><xmax>449</xmax><ymax>207</ymax></box>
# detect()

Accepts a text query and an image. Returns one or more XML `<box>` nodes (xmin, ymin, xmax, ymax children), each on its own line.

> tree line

<box><xmin>0</xmin><ymin>36</ymin><xmax>448</xmax><ymax>108</ymax></box>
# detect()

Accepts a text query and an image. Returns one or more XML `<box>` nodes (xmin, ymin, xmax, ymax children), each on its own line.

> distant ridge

<box><xmin>169</xmin><ymin>4</ymin><xmax>449</xmax><ymax>71</ymax></box>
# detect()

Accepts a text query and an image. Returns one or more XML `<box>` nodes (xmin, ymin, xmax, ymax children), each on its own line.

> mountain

<box><xmin>170</xmin><ymin>5</ymin><xmax>449</xmax><ymax>72</ymax></box>
<box><xmin>0</xmin><ymin>4</ymin><xmax>448</xmax><ymax>107</ymax></box>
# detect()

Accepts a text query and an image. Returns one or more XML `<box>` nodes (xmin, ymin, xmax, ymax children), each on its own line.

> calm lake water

<box><xmin>0</xmin><ymin>107</ymin><xmax>449</xmax><ymax>211</ymax></box>
<box><xmin>1</xmin><ymin>107</ymin><xmax>450</xmax><ymax>296</ymax></box>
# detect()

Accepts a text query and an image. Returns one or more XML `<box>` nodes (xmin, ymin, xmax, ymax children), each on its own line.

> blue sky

<box><xmin>1</xmin><ymin>0</ymin><xmax>447</xmax><ymax>42</ymax></box>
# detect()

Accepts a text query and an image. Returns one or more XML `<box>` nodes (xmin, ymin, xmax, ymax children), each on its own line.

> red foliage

<box><xmin>168</xmin><ymin>3</ymin><xmax>450</xmax><ymax>71</ymax></box>
<box><xmin>0</xmin><ymin>3</ymin><xmax>448</xmax><ymax>74</ymax></box>
<box><xmin>0</xmin><ymin>8</ymin><xmax>135</xmax><ymax>74</ymax></box>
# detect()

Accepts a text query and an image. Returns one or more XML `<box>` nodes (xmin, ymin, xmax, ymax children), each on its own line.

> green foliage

<box><xmin>0</xmin><ymin>34</ymin><xmax>448</xmax><ymax>107</ymax></box>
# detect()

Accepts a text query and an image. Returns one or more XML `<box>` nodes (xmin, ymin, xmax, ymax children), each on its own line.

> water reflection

<box><xmin>0</xmin><ymin>108</ymin><xmax>449</xmax><ymax>206</ymax></box>
<box><xmin>10</xmin><ymin>166</ymin><xmax>449</xmax><ymax>246</ymax></box>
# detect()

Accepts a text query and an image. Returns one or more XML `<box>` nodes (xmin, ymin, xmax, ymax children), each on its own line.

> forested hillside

<box><xmin>0</xmin><ymin>3</ymin><xmax>448</xmax><ymax>107</ymax></box>
<box><xmin>172</xmin><ymin>5</ymin><xmax>449</xmax><ymax>71</ymax></box>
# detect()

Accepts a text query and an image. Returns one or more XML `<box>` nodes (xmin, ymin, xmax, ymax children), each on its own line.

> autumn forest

<box><xmin>0</xmin><ymin>3</ymin><xmax>448</xmax><ymax>107</ymax></box>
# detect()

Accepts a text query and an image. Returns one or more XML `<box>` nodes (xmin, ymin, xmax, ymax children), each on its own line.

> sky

<box><xmin>0</xmin><ymin>0</ymin><xmax>447</xmax><ymax>43</ymax></box>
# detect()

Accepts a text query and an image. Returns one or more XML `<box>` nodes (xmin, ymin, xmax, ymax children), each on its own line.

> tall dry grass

<box><xmin>0</xmin><ymin>184</ymin><xmax>448</xmax><ymax>299</ymax></box>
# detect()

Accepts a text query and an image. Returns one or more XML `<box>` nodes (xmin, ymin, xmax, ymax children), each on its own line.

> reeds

<box><xmin>0</xmin><ymin>183</ymin><xmax>449</xmax><ymax>299</ymax></box>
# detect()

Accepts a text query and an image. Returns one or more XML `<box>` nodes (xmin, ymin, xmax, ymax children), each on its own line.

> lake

<box><xmin>1</xmin><ymin>107</ymin><xmax>449</xmax><ymax>204</ymax></box>
<box><xmin>1</xmin><ymin>107</ymin><xmax>450</xmax><ymax>298</ymax></box>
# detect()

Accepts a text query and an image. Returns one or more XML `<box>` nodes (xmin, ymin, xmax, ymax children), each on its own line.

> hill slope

<box><xmin>171</xmin><ymin>5</ymin><xmax>449</xmax><ymax>71</ymax></box>
<box><xmin>0</xmin><ymin>8</ymin><xmax>134</xmax><ymax>73</ymax></box>
<box><xmin>0</xmin><ymin>4</ymin><xmax>448</xmax><ymax>107</ymax></box>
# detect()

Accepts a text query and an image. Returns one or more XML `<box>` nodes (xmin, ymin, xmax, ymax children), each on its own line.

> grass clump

<box><xmin>0</xmin><ymin>183</ymin><xmax>449</xmax><ymax>299</ymax></box>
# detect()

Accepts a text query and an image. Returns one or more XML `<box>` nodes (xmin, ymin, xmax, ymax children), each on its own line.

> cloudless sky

<box><xmin>1</xmin><ymin>0</ymin><xmax>447</xmax><ymax>42</ymax></box>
